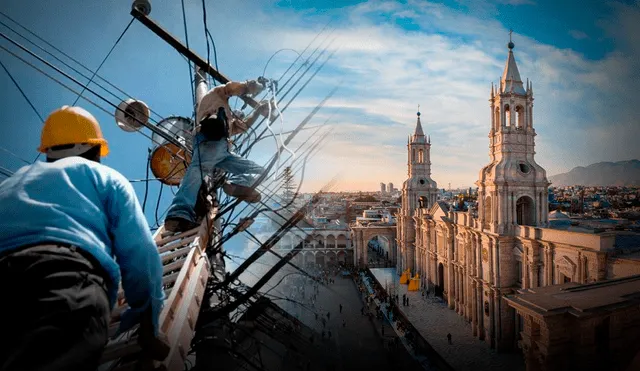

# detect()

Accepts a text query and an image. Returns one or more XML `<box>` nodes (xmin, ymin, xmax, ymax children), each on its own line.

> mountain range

<box><xmin>549</xmin><ymin>160</ymin><xmax>640</xmax><ymax>187</ymax></box>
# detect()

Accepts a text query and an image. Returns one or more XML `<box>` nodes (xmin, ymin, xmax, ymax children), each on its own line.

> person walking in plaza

<box><xmin>0</xmin><ymin>106</ymin><xmax>168</xmax><ymax>370</ymax></box>
<box><xmin>339</xmin><ymin>303</ymin><xmax>342</xmax><ymax>313</ymax></box>
<box><xmin>447</xmin><ymin>333</ymin><xmax>452</xmax><ymax>345</ymax></box>
<box><xmin>327</xmin><ymin>311</ymin><xmax>331</xmax><ymax>320</ymax></box>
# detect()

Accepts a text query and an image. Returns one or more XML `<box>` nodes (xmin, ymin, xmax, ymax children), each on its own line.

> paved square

<box><xmin>370</xmin><ymin>268</ymin><xmax>525</xmax><ymax>371</ymax></box>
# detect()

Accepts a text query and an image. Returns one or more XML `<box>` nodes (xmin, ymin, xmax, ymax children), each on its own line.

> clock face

<box><xmin>419</xmin><ymin>179</ymin><xmax>425</xmax><ymax>185</ymax></box>
<box><xmin>482</xmin><ymin>248</ymin><xmax>489</xmax><ymax>262</ymax></box>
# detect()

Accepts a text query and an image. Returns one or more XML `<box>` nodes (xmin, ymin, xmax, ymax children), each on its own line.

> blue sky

<box><xmin>1</xmin><ymin>0</ymin><xmax>639</xmax><ymax>243</ymax></box>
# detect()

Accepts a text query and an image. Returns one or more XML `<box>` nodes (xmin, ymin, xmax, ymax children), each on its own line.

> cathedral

<box><xmin>396</xmin><ymin>38</ymin><xmax>640</xmax><ymax>368</ymax></box>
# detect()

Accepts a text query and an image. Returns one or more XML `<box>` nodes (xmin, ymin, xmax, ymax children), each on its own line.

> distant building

<box><xmin>388</xmin><ymin>182</ymin><xmax>394</xmax><ymax>193</ymax></box>
<box><xmin>380</xmin><ymin>182</ymin><xmax>386</xmax><ymax>194</ymax></box>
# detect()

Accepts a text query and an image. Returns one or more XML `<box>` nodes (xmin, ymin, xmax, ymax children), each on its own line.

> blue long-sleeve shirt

<box><xmin>0</xmin><ymin>157</ymin><xmax>165</xmax><ymax>335</ymax></box>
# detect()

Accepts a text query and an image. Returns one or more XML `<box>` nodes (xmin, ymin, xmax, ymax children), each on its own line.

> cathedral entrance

<box><xmin>436</xmin><ymin>263</ymin><xmax>445</xmax><ymax>298</ymax></box>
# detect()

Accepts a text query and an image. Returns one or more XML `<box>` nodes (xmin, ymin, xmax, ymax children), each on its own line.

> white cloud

<box><xmin>187</xmin><ymin>0</ymin><xmax>639</xmax><ymax>192</ymax></box>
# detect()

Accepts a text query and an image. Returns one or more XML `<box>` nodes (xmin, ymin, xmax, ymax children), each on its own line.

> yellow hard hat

<box><xmin>38</xmin><ymin>106</ymin><xmax>109</xmax><ymax>157</ymax></box>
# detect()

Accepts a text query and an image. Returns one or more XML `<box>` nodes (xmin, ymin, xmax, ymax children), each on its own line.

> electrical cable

<box><xmin>0</xmin><ymin>145</ymin><xmax>30</xmax><ymax>165</ymax></box>
<box><xmin>142</xmin><ymin>149</ymin><xmax>151</xmax><ymax>213</ymax></box>
<box><xmin>72</xmin><ymin>18</ymin><xmax>134</xmax><ymax>105</ymax></box>
<box><xmin>181</xmin><ymin>0</ymin><xmax>196</xmax><ymax>107</ymax></box>
<box><xmin>0</xmin><ymin>56</ymin><xmax>44</xmax><ymax>163</ymax></box>
<box><xmin>0</xmin><ymin>15</ymin><xmax>166</xmax><ymax>122</ymax></box>
<box><xmin>155</xmin><ymin>183</ymin><xmax>164</xmax><ymax>226</ymax></box>
<box><xmin>0</xmin><ymin>37</ymin><xmax>187</xmax><ymax>160</ymax></box>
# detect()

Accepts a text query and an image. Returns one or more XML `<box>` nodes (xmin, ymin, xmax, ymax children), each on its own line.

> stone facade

<box><xmin>398</xmin><ymin>39</ymin><xmax>640</xmax><ymax>359</ymax></box>
<box><xmin>505</xmin><ymin>276</ymin><xmax>640</xmax><ymax>371</ymax></box>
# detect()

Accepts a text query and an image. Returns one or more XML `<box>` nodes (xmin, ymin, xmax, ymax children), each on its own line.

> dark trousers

<box><xmin>0</xmin><ymin>245</ymin><xmax>111</xmax><ymax>371</ymax></box>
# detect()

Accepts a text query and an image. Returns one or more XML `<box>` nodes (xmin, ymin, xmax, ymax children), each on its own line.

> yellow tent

<box><xmin>399</xmin><ymin>269</ymin><xmax>410</xmax><ymax>284</ymax></box>
<box><xmin>408</xmin><ymin>274</ymin><xmax>420</xmax><ymax>291</ymax></box>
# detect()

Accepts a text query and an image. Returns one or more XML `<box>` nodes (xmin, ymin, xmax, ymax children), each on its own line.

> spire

<box><xmin>501</xmin><ymin>30</ymin><xmax>526</xmax><ymax>95</ymax></box>
<box><xmin>491</xmin><ymin>82</ymin><xmax>495</xmax><ymax>98</ymax></box>
<box><xmin>414</xmin><ymin>106</ymin><xmax>425</xmax><ymax>137</ymax></box>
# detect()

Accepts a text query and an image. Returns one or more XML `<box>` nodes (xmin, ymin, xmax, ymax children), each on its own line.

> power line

<box><xmin>0</xmin><ymin>57</ymin><xmax>44</xmax><ymax>123</ymax></box>
<box><xmin>0</xmin><ymin>12</ymin><xmax>166</xmax><ymax>122</ymax></box>
<box><xmin>72</xmin><ymin>18</ymin><xmax>134</xmax><ymax>105</ymax></box>
<box><xmin>0</xmin><ymin>165</ymin><xmax>15</xmax><ymax>177</ymax></box>
<box><xmin>0</xmin><ymin>145</ymin><xmax>30</xmax><ymax>165</ymax></box>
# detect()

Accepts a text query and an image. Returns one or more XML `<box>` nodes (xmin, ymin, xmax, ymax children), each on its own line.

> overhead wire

<box><xmin>181</xmin><ymin>0</ymin><xmax>196</xmax><ymax>107</ymax></box>
<box><xmin>0</xmin><ymin>145</ymin><xmax>30</xmax><ymax>165</ymax></box>
<box><xmin>71</xmin><ymin>18</ymin><xmax>134</xmax><ymax>105</ymax></box>
<box><xmin>0</xmin><ymin>14</ymin><xmax>166</xmax><ymax>122</ymax></box>
<box><xmin>0</xmin><ymin>35</ymin><xmax>187</xmax><ymax>160</ymax></box>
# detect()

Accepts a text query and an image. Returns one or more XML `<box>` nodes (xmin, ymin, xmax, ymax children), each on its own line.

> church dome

<box><xmin>548</xmin><ymin>210</ymin><xmax>570</xmax><ymax>220</ymax></box>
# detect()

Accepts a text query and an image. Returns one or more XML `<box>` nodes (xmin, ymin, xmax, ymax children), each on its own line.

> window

<box><xmin>418</xmin><ymin>149</ymin><xmax>424</xmax><ymax>163</ymax></box>
<box><xmin>519</xmin><ymin>162</ymin><xmax>531</xmax><ymax>174</ymax></box>
<box><xmin>516</xmin><ymin>261</ymin><xmax>523</xmax><ymax>285</ymax></box>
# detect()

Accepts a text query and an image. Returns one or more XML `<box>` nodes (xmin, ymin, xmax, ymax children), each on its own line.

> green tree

<box><xmin>281</xmin><ymin>166</ymin><xmax>297</xmax><ymax>204</ymax></box>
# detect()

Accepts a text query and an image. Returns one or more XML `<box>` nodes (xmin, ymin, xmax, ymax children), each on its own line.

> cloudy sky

<box><xmin>1</xmin><ymin>0</ymin><xmax>639</xmax><ymax>230</ymax></box>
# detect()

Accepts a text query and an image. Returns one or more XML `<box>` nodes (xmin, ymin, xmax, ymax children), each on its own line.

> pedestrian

<box><xmin>361</xmin><ymin>306</ymin><xmax>364</xmax><ymax>315</ymax></box>
<box><xmin>339</xmin><ymin>303</ymin><xmax>342</xmax><ymax>313</ymax></box>
<box><xmin>164</xmin><ymin>79</ymin><xmax>274</xmax><ymax>233</ymax></box>
<box><xmin>407</xmin><ymin>297</ymin><xmax>410</xmax><ymax>306</ymax></box>
<box><xmin>0</xmin><ymin>106</ymin><xmax>169</xmax><ymax>370</ymax></box>
<box><xmin>447</xmin><ymin>333</ymin><xmax>452</xmax><ymax>345</ymax></box>
<box><xmin>327</xmin><ymin>311</ymin><xmax>331</xmax><ymax>320</ymax></box>
<box><xmin>342</xmin><ymin>319</ymin><xmax>346</xmax><ymax>328</ymax></box>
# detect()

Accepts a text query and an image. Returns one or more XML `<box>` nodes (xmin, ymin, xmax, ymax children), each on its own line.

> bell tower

<box><xmin>398</xmin><ymin>108</ymin><xmax>438</xmax><ymax>272</ymax></box>
<box><xmin>476</xmin><ymin>35</ymin><xmax>550</xmax><ymax>234</ymax></box>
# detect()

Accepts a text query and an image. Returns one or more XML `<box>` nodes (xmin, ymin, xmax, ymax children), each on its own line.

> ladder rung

<box><xmin>162</xmin><ymin>271</ymin><xmax>180</xmax><ymax>287</ymax></box>
<box><xmin>156</xmin><ymin>227</ymin><xmax>199</xmax><ymax>247</ymax></box>
<box><xmin>158</xmin><ymin>235</ymin><xmax>198</xmax><ymax>254</ymax></box>
<box><xmin>161</xmin><ymin>245</ymin><xmax>191</xmax><ymax>264</ymax></box>
<box><xmin>163</xmin><ymin>256</ymin><xmax>188</xmax><ymax>275</ymax></box>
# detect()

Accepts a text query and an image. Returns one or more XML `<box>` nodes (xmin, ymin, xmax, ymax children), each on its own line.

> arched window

<box><xmin>515</xmin><ymin>105</ymin><xmax>524</xmax><ymax>129</ymax></box>
<box><xmin>516</xmin><ymin>196</ymin><xmax>535</xmax><ymax>226</ymax></box>
<box><xmin>418</xmin><ymin>149</ymin><xmax>424</xmax><ymax>163</ymax></box>
<box><xmin>504</xmin><ymin>104</ymin><xmax>511</xmax><ymax>127</ymax></box>
<box><xmin>494</xmin><ymin>107</ymin><xmax>500</xmax><ymax>130</ymax></box>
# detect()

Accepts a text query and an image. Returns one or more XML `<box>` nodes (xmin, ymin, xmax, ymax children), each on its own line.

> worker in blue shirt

<box><xmin>0</xmin><ymin>106</ymin><xmax>168</xmax><ymax>370</ymax></box>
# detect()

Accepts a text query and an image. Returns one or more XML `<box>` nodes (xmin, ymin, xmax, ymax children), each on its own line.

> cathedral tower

<box><xmin>398</xmin><ymin>109</ymin><xmax>438</xmax><ymax>271</ymax></box>
<box><xmin>476</xmin><ymin>37</ymin><xmax>549</xmax><ymax>234</ymax></box>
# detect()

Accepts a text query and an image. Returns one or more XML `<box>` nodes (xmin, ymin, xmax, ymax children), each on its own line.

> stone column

<box><xmin>472</xmin><ymin>280</ymin><xmax>478</xmax><ymax>336</ymax></box>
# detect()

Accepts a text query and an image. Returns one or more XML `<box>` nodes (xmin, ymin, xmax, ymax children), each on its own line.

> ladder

<box><xmin>98</xmin><ymin>207</ymin><xmax>219</xmax><ymax>371</ymax></box>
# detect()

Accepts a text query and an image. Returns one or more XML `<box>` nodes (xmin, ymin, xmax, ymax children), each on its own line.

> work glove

<box><xmin>246</xmin><ymin>80</ymin><xmax>265</xmax><ymax>96</ymax></box>
<box><xmin>137</xmin><ymin>307</ymin><xmax>170</xmax><ymax>361</ymax></box>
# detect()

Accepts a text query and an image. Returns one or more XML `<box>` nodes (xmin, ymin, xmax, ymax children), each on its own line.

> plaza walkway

<box><xmin>266</xmin><ymin>265</ymin><xmax>423</xmax><ymax>370</ymax></box>
<box><xmin>370</xmin><ymin>268</ymin><xmax>526</xmax><ymax>371</ymax></box>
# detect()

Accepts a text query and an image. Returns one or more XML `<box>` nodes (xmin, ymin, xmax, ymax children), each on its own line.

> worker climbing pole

<box><xmin>0</xmin><ymin>0</ymin><xmax>340</xmax><ymax>369</ymax></box>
